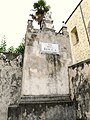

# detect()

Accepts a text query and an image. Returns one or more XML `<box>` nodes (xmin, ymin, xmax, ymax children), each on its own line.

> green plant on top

<box><xmin>30</xmin><ymin>0</ymin><xmax>50</xmax><ymax>29</ymax></box>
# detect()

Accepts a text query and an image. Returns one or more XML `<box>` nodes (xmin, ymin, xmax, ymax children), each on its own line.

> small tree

<box><xmin>30</xmin><ymin>0</ymin><xmax>50</xmax><ymax>29</ymax></box>
<box><xmin>15</xmin><ymin>39</ymin><xmax>25</xmax><ymax>54</ymax></box>
<box><xmin>8</xmin><ymin>46</ymin><xmax>15</xmax><ymax>53</ymax></box>
<box><xmin>0</xmin><ymin>35</ymin><xmax>7</xmax><ymax>52</ymax></box>
<box><xmin>33</xmin><ymin>0</ymin><xmax>50</xmax><ymax>15</ymax></box>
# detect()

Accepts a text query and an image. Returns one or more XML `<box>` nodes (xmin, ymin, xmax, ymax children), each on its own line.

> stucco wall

<box><xmin>21</xmin><ymin>27</ymin><xmax>72</xmax><ymax>96</ymax></box>
<box><xmin>19</xmin><ymin>103</ymin><xmax>76</xmax><ymax>120</ymax></box>
<box><xmin>66</xmin><ymin>0</ymin><xmax>90</xmax><ymax>64</ymax></box>
<box><xmin>0</xmin><ymin>53</ymin><xmax>22</xmax><ymax>120</ymax></box>
<box><xmin>68</xmin><ymin>59</ymin><xmax>90</xmax><ymax>120</ymax></box>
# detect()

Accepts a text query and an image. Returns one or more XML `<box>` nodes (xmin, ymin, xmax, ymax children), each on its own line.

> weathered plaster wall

<box><xmin>66</xmin><ymin>0</ymin><xmax>90</xmax><ymax>64</ymax></box>
<box><xmin>68</xmin><ymin>59</ymin><xmax>90</xmax><ymax>120</ymax></box>
<box><xmin>21</xmin><ymin>27</ymin><xmax>72</xmax><ymax>96</ymax></box>
<box><xmin>0</xmin><ymin>53</ymin><xmax>22</xmax><ymax>120</ymax></box>
<box><xmin>19</xmin><ymin>103</ymin><xmax>76</xmax><ymax>120</ymax></box>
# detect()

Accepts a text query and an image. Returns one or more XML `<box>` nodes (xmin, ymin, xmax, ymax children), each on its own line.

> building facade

<box><xmin>66</xmin><ymin>0</ymin><xmax>90</xmax><ymax>64</ymax></box>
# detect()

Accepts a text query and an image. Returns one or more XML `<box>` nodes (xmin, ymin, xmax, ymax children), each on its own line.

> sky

<box><xmin>0</xmin><ymin>0</ymin><xmax>80</xmax><ymax>48</ymax></box>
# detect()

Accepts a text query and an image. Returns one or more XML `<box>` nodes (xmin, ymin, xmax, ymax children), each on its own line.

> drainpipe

<box><xmin>80</xmin><ymin>4</ymin><xmax>90</xmax><ymax>46</ymax></box>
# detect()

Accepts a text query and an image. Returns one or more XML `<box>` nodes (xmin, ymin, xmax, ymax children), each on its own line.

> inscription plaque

<box><xmin>40</xmin><ymin>42</ymin><xmax>59</xmax><ymax>54</ymax></box>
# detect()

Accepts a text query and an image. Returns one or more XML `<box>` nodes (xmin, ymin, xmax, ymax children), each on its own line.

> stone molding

<box><xmin>19</xmin><ymin>94</ymin><xmax>71</xmax><ymax>104</ymax></box>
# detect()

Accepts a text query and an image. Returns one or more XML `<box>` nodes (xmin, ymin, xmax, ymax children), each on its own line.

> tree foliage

<box><xmin>8</xmin><ymin>46</ymin><xmax>15</xmax><ymax>53</ymax></box>
<box><xmin>33</xmin><ymin>0</ymin><xmax>50</xmax><ymax>13</ymax></box>
<box><xmin>30</xmin><ymin>0</ymin><xmax>50</xmax><ymax>29</ymax></box>
<box><xmin>0</xmin><ymin>36</ymin><xmax>7</xmax><ymax>52</ymax></box>
<box><xmin>33</xmin><ymin>0</ymin><xmax>50</xmax><ymax>14</ymax></box>
<box><xmin>15</xmin><ymin>41</ymin><xmax>25</xmax><ymax>54</ymax></box>
<box><xmin>0</xmin><ymin>37</ymin><xmax>25</xmax><ymax>54</ymax></box>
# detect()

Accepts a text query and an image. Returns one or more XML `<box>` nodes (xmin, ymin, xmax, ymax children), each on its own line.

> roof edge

<box><xmin>65</xmin><ymin>0</ymin><xmax>83</xmax><ymax>24</ymax></box>
<box><xmin>58</xmin><ymin>0</ymin><xmax>83</xmax><ymax>33</ymax></box>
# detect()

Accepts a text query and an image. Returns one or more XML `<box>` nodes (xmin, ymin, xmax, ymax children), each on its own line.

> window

<box><xmin>71</xmin><ymin>27</ymin><xmax>79</xmax><ymax>45</ymax></box>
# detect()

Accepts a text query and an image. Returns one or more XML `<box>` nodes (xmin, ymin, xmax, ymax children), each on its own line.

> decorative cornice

<box><xmin>19</xmin><ymin>94</ymin><xmax>72</xmax><ymax>104</ymax></box>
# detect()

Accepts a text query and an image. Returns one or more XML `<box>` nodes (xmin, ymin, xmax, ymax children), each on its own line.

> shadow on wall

<box><xmin>8</xmin><ymin>103</ymin><xmax>76</xmax><ymax>120</ymax></box>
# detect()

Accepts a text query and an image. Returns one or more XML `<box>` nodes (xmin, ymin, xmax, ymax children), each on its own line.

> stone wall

<box><xmin>68</xmin><ymin>59</ymin><xmax>90</xmax><ymax>120</ymax></box>
<box><xmin>21</xmin><ymin>27</ymin><xmax>72</xmax><ymax>96</ymax></box>
<box><xmin>66</xmin><ymin>0</ymin><xmax>90</xmax><ymax>64</ymax></box>
<box><xmin>17</xmin><ymin>22</ymin><xmax>76</xmax><ymax>120</ymax></box>
<box><xmin>19</xmin><ymin>103</ymin><xmax>76</xmax><ymax>120</ymax></box>
<box><xmin>0</xmin><ymin>53</ymin><xmax>22</xmax><ymax>120</ymax></box>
